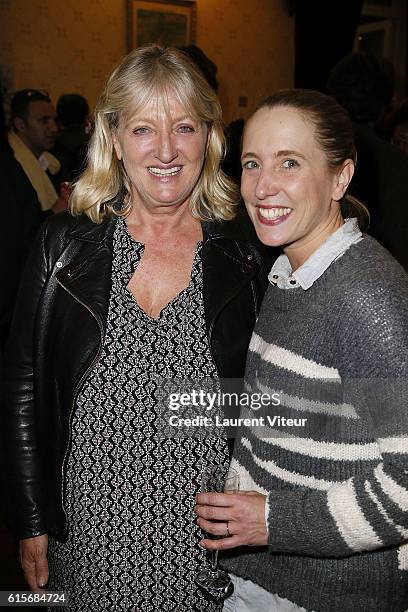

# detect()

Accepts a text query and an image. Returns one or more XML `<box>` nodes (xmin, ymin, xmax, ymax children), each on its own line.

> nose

<box><xmin>49</xmin><ymin>119</ymin><xmax>58</xmax><ymax>135</ymax></box>
<box><xmin>155</xmin><ymin>130</ymin><xmax>178</xmax><ymax>164</ymax></box>
<box><xmin>255</xmin><ymin>169</ymin><xmax>279</xmax><ymax>200</ymax></box>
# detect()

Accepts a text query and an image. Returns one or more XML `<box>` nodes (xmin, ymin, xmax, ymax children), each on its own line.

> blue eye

<box><xmin>282</xmin><ymin>159</ymin><xmax>299</xmax><ymax>169</ymax></box>
<box><xmin>177</xmin><ymin>125</ymin><xmax>195</xmax><ymax>133</ymax></box>
<box><xmin>133</xmin><ymin>127</ymin><xmax>149</xmax><ymax>135</ymax></box>
<box><xmin>243</xmin><ymin>160</ymin><xmax>259</xmax><ymax>170</ymax></box>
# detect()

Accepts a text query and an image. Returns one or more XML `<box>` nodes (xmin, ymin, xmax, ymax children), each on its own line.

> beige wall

<box><xmin>0</xmin><ymin>0</ymin><xmax>294</xmax><ymax>123</ymax></box>
<box><xmin>197</xmin><ymin>0</ymin><xmax>294</xmax><ymax>121</ymax></box>
<box><xmin>0</xmin><ymin>0</ymin><xmax>126</xmax><ymax>114</ymax></box>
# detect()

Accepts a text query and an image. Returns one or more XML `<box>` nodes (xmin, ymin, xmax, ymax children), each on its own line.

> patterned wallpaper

<box><xmin>0</xmin><ymin>0</ymin><xmax>294</xmax><ymax>124</ymax></box>
<box><xmin>197</xmin><ymin>0</ymin><xmax>294</xmax><ymax>122</ymax></box>
<box><xmin>0</xmin><ymin>0</ymin><xmax>126</xmax><ymax>114</ymax></box>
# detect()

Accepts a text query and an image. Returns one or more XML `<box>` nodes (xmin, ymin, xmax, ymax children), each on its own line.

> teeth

<box><xmin>259</xmin><ymin>207</ymin><xmax>291</xmax><ymax>219</ymax></box>
<box><xmin>148</xmin><ymin>166</ymin><xmax>182</xmax><ymax>176</ymax></box>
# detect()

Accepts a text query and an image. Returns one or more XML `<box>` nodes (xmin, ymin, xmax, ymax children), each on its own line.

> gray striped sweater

<box><xmin>221</xmin><ymin>236</ymin><xmax>408</xmax><ymax>612</ymax></box>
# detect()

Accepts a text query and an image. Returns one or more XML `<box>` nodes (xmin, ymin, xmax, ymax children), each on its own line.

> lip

<box><xmin>256</xmin><ymin>205</ymin><xmax>292</xmax><ymax>225</ymax></box>
<box><xmin>147</xmin><ymin>165</ymin><xmax>182</xmax><ymax>178</ymax></box>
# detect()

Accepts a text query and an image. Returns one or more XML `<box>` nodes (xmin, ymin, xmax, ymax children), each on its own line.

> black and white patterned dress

<box><xmin>48</xmin><ymin>217</ymin><xmax>229</xmax><ymax>611</ymax></box>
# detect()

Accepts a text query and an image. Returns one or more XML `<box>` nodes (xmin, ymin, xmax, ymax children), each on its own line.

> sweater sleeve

<box><xmin>263</xmin><ymin>277</ymin><xmax>408</xmax><ymax>558</ymax></box>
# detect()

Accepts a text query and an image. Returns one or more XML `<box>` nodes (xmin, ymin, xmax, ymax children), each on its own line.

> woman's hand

<box><xmin>194</xmin><ymin>491</ymin><xmax>268</xmax><ymax>550</ymax></box>
<box><xmin>19</xmin><ymin>534</ymin><xmax>49</xmax><ymax>592</ymax></box>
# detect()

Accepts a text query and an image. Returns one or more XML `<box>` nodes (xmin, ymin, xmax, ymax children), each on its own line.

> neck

<box><xmin>284</xmin><ymin>211</ymin><xmax>344</xmax><ymax>271</ymax></box>
<box><xmin>125</xmin><ymin>199</ymin><xmax>201</xmax><ymax>242</ymax></box>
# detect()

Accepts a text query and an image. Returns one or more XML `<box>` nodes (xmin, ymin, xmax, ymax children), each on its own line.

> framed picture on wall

<box><xmin>127</xmin><ymin>0</ymin><xmax>197</xmax><ymax>50</ymax></box>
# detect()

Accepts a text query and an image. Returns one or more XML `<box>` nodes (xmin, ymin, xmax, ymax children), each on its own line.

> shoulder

<box><xmin>0</xmin><ymin>150</ymin><xmax>34</xmax><ymax>194</ymax></box>
<box><xmin>31</xmin><ymin>212</ymin><xmax>116</xmax><ymax>272</ymax></box>
<box><xmin>204</xmin><ymin>207</ymin><xmax>277</xmax><ymax>269</ymax></box>
<box><xmin>207</xmin><ymin>207</ymin><xmax>261</xmax><ymax>243</ymax></box>
<box><xmin>0</xmin><ymin>150</ymin><xmax>21</xmax><ymax>176</ymax></box>
<box><xmin>327</xmin><ymin>236</ymin><xmax>408</xmax><ymax>372</ymax></box>
<box><xmin>337</xmin><ymin>235</ymin><xmax>408</xmax><ymax>292</ymax></box>
<box><xmin>0</xmin><ymin>152</ymin><xmax>40</xmax><ymax>221</ymax></box>
<box><xmin>41</xmin><ymin>210</ymin><xmax>95</xmax><ymax>233</ymax></box>
<box><xmin>40</xmin><ymin>211</ymin><xmax>116</xmax><ymax>245</ymax></box>
<box><xmin>41</xmin><ymin>210</ymin><xmax>82</xmax><ymax>234</ymax></box>
<box><xmin>328</xmin><ymin>235</ymin><xmax>408</xmax><ymax>313</ymax></box>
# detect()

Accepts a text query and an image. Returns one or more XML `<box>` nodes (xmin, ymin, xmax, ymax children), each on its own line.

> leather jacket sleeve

<box><xmin>1</xmin><ymin>211</ymin><xmax>272</xmax><ymax>541</ymax></box>
<box><xmin>2</xmin><ymin>221</ymin><xmax>51</xmax><ymax>539</ymax></box>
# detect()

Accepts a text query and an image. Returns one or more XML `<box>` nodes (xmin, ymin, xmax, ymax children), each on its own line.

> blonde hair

<box><xmin>71</xmin><ymin>45</ymin><xmax>238</xmax><ymax>223</ymax></box>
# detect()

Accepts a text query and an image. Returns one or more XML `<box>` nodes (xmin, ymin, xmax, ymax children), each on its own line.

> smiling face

<box><xmin>241</xmin><ymin>106</ymin><xmax>353</xmax><ymax>268</ymax></box>
<box><xmin>112</xmin><ymin>91</ymin><xmax>208</xmax><ymax>216</ymax></box>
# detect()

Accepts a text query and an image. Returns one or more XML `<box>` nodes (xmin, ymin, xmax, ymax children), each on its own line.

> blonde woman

<box><xmin>3</xmin><ymin>46</ymin><xmax>267</xmax><ymax>611</ymax></box>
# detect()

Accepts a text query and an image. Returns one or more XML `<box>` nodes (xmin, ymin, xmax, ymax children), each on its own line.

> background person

<box><xmin>195</xmin><ymin>89</ymin><xmax>408</xmax><ymax>612</ymax></box>
<box><xmin>0</xmin><ymin>91</ymin><xmax>42</xmax><ymax>353</ymax></box>
<box><xmin>178</xmin><ymin>45</ymin><xmax>219</xmax><ymax>93</ymax></box>
<box><xmin>8</xmin><ymin>89</ymin><xmax>68</xmax><ymax>214</ymax></box>
<box><xmin>327</xmin><ymin>52</ymin><xmax>408</xmax><ymax>271</ymax></box>
<box><xmin>52</xmin><ymin>93</ymin><xmax>91</xmax><ymax>182</ymax></box>
<box><xmin>2</xmin><ymin>46</ymin><xmax>268</xmax><ymax>611</ymax></box>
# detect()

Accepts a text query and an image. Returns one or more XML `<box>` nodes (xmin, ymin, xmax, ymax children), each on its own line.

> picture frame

<box><xmin>127</xmin><ymin>0</ymin><xmax>197</xmax><ymax>50</ymax></box>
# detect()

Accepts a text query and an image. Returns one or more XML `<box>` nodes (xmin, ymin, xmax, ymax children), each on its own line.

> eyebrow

<box><xmin>127</xmin><ymin>115</ymin><xmax>196</xmax><ymax>125</ymax></box>
<box><xmin>241</xmin><ymin>151</ymin><xmax>257</xmax><ymax>160</ymax></box>
<box><xmin>276</xmin><ymin>149</ymin><xmax>306</xmax><ymax>159</ymax></box>
<box><xmin>241</xmin><ymin>149</ymin><xmax>306</xmax><ymax>161</ymax></box>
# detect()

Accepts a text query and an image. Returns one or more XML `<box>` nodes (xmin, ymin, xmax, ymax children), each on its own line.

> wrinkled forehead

<box><xmin>121</xmin><ymin>84</ymin><xmax>201</xmax><ymax>126</ymax></box>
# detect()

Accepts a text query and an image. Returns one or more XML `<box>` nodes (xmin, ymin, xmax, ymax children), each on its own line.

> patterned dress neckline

<box><xmin>48</xmin><ymin>215</ymin><xmax>228</xmax><ymax>611</ymax></box>
<box><xmin>117</xmin><ymin>216</ymin><xmax>204</xmax><ymax>322</ymax></box>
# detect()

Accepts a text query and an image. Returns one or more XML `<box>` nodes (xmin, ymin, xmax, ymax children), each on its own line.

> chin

<box><xmin>252</xmin><ymin>226</ymin><xmax>286</xmax><ymax>248</ymax></box>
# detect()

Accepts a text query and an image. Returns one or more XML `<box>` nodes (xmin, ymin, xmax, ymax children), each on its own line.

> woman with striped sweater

<box><xmin>195</xmin><ymin>90</ymin><xmax>408</xmax><ymax>611</ymax></box>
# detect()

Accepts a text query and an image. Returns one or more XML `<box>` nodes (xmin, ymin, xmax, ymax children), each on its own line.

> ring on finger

<box><xmin>226</xmin><ymin>521</ymin><xmax>230</xmax><ymax>537</ymax></box>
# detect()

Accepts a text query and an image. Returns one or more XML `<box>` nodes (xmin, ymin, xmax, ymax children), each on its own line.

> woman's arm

<box><xmin>2</xmin><ymin>221</ymin><xmax>50</xmax><ymax>540</ymax></box>
<box><xmin>196</xmin><ymin>275</ymin><xmax>408</xmax><ymax>558</ymax></box>
<box><xmin>196</xmin><ymin>427</ymin><xmax>408</xmax><ymax>557</ymax></box>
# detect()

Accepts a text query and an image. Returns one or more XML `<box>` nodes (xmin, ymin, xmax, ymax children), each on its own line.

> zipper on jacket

<box><xmin>56</xmin><ymin>278</ymin><xmax>104</xmax><ymax>534</ymax></box>
<box><xmin>236</xmin><ymin>241</ymin><xmax>259</xmax><ymax>318</ymax></box>
<box><xmin>207</xmin><ymin>242</ymin><xmax>258</xmax><ymax>351</ymax></box>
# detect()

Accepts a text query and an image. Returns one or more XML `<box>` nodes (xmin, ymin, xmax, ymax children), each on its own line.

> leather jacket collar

<box><xmin>55</xmin><ymin>213</ymin><xmax>262</xmax><ymax>349</ymax></box>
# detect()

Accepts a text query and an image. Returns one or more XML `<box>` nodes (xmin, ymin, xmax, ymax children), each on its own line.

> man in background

<box><xmin>8</xmin><ymin>89</ymin><xmax>67</xmax><ymax>214</ymax></box>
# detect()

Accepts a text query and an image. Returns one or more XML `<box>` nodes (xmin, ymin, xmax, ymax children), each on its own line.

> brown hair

<box><xmin>254</xmin><ymin>89</ymin><xmax>369</xmax><ymax>230</ymax></box>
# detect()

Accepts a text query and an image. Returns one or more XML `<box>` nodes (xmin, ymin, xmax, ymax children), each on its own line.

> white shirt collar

<box><xmin>268</xmin><ymin>218</ymin><xmax>363</xmax><ymax>290</ymax></box>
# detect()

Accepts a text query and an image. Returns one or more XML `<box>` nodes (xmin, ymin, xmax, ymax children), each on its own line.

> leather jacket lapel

<box><xmin>54</xmin><ymin>215</ymin><xmax>258</xmax><ymax>349</ymax></box>
<box><xmin>55</xmin><ymin>217</ymin><xmax>116</xmax><ymax>335</ymax></box>
<box><xmin>202</xmin><ymin>236</ymin><xmax>258</xmax><ymax>333</ymax></box>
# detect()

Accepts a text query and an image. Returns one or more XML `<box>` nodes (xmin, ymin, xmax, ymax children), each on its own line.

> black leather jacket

<box><xmin>2</xmin><ymin>211</ymin><xmax>269</xmax><ymax>541</ymax></box>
